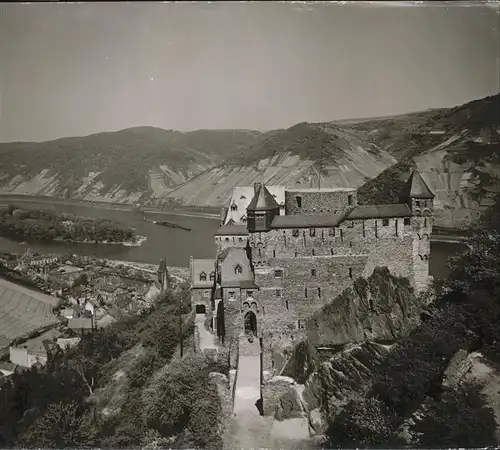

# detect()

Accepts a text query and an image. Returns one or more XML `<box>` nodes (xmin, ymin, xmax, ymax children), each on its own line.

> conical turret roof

<box><xmin>400</xmin><ymin>171</ymin><xmax>435</xmax><ymax>200</ymax></box>
<box><xmin>247</xmin><ymin>182</ymin><xmax>280</xmax><ymax>211</ymax></box>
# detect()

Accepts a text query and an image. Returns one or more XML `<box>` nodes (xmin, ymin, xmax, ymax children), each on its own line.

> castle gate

<box><xmin>244</xmin><ymin>310</ymin><xmax>257</xmax><ymax>337</ymax></box>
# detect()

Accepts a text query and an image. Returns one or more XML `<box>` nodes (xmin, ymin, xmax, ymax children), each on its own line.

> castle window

<box><xmin>349</xmin><ymin>241</ymin><xmax>353</xmax><ymax>248</ymax></box>
<box><xmin>404</xmin><ymin>217</ymin><xmax>411</xmax><ymax>226</ymax></box>
<box><xmin>199</xmin><ymin>272</ymin><xmax>207</xmax><ymax>281</ymax></box>
<box><xmin>294</xmin><ymin>251</ymin><xmax>298</xmax><ymax>257</ymax></box>
<box><xmin>312</xmin><ymin>249</ymin><xmax>315</xmax><ymax>256</ymax></box>
<box><xmin>348</xmin><ymin>221</ymin><xmax>354</xmax><ymax>228</ymax></box>
<box><xmin>298</xmin><ymin>320</ymin><xmax>306</xmax><ymax>330</ymax></box>
<box><xmin>262</xmin><ymin>306</ymin><xmax>265</xmax><ymax>315</ymax></box>
<box><xmin>231</xmin><ymin>203</ymin><xmax>238</xmax><ymax>211</ymax></box>
<box><xmin>330</xmin><ymin>248</ymin><xmax>334</xmax><ymax>255</ymax></box>
<box><xmin>285</xmin><ymin>300</ymin><xmax>289</xmax><ymax>310</ymax></box>
<box><xmin>229</xmin><ymin>291</ymin><xmax>235</xmax><ymax>298</ymax></box>
<box><xmin>209</xmin><ymin>272</ymin><xmax>215</xmax><ymax>281</ymax></box>
<box><xmin>311</xmin><ymin>269</ymin><xmax>316</xmax><ymax>277</ymax></box>
<box><xmin>349</xmin><ymin>268</ymin><xmax>353</xmax><ymax>279</ymax></box>
<box><xmin>305</xmin><ymin>288</ymin><xmax>308</xmax><ymax>298</ymax></box>
<box><xmin>273</xmin><ymin>250</ymin><xmax>276</xmax><ymax>258</ymax></box>
<box><xmin>295</xmin><ymin>196</ymin><xmax>302</xmax><ymax>208</ymax></box>
<box><xmin>274</xmin><ymin>270</ymin><xmax>283</xmax><ymax>279</ymax></box>
<box><xmin>235</xmin><ymin>264</ymin><xmax>243</xmax><ymax>274</ymax></box>
<box><xmin>348</xmin><ymin>195</ymin><xmax>353</xmax><ymax>206</ymax></box>
<box><xmin>415</xmin><ymin>200</ymin><xmax>421</xmax><ymax>207</ymax></box>
<box><xmin>310</xmin><ymin>228</ymin><xmax>316</xmax><ymax>237</ymax></box>
<box><xmin>423</xmin><ymin>200</ymin><xmax>427</xmax><ymax>207</ymax></box>
<box><xmin>318</xmin><ymin>287</ymin><xmax>321</xmax><ymax>298</ymax></box>
<box><xmin>275</xmin><ymin>289</ymin><xmax>282</xmax><ymax>297</ymax></box>
<box><xmin>204</xmin><ymin>291</ymin><xmax>210</xmax><ymax>298</ymax></box>
<box><xmin>238</xmin><ymin>237</ymin><xmax>243</xmax><ymax>242</ymax></box>
<box><xmin>258</xmin><ymin>249</ymin><xmax>261</xmax><ymax>256</ymax></box>
<box><xmin>292</xmin><ymin>229</ymin><xmax>299</xmax><ymax>237</ymax></box>
<box><xmin>329</xmin><ymin>228</ymin><xmax>335</xmax><ymax>236</ymax></box>
<box><xmin>225</xmin><ymin>238</ymin><xmax>230</xmax><ymax>242</ymax></box>
<box><xmin>424</xmin><ymin>218</ymin><xmax>427</xmax><ymax>227</ymax></box>
<box><xmin>382</xmin><ymin>218</ymin><xmax>389</xmax><ymax>227</ymax></box>
<box><xmin>247</xmin><ymin>290</ymin><xmax>253</xmax><ymax>297</ymax></box>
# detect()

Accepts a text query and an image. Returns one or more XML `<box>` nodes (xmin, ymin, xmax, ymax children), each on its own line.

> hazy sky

<box><xmin>0</xmin><ymin>1</ymin><xmax>498</xmax><ymax>142</ymax></box>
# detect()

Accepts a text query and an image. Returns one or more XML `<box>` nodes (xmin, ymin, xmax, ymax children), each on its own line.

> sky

<box><xmin>0</xmin><ymin>1</ymin><xmax>499</xmax><ymax>143</ymax></box>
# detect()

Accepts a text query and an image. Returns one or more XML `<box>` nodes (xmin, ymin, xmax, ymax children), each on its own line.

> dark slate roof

<box><xmin>214</xmin><ymin>224</ymin><xmax>249</xmax><ymax>236</ymax></box>
<box><xmin>191</xmin><ymin>258</ymin><xmax>215</xmax><ymax>288</ymax></box>
<box><xmin>221</xmin><ymin>280</ymin><xmax>259</xmax><ymax>289</ymax></box>
<box><xmin>400</xmin><ymin>171</ymin><xmax>435</xmax><ymax>200</ymax></box>
<box><xmin>247</xmin><ymin>183</ymin><xmax>280</xmax><ymax>212</ymax></box>
<box><xmin>346</xmin><ymin>204</ymin><xmax>411</xmax><ymax>220</ymax></box>
<box><xmin>271</xmin><ymin>214</ymin><xmax>344</xmax><ymax>229</ymax></box>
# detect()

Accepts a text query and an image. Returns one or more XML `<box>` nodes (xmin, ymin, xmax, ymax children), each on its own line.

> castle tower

<box><xmin>246</xmin><ymin>182</ymin><xmax>281</xmax><ymax>233</ymax></box>
<box><xmin>400</xmin><ymin>170</ymin><xmax>435</xmax><ymax>293</ymax></box>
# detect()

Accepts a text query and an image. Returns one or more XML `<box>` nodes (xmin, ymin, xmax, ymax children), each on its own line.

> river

<box><xmin>0</xmin><ymin>198</ymin><xmax>466</xmax><ymax>277</ymax></box>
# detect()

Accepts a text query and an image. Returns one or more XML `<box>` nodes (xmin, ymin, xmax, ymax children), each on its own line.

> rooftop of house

<box><xmin>221</xmin><ymin>280</ymin><xmax>259</xmax><ymax>289</ymax></box>
<box><xmin>285</xmin><ymin>187</ymin><xmax>357</xmax><ymax>193</ymax></box>
<box><xmin>400</xmin><ymin>170</ymin><xmax>435</xmax><ymax>200</ymax></box>
<box><xmin>214</xmin><ymin>224</ymin><xmax>249</xmax><ymax>236</ymax></box>
<box><xmin>0</xmin><ymin>277</ymin><xmax>59</xmax><ymax>349</ymax></box>
<box><xmin>347</xmin><ymin>204</ymin><xmax>412</xmax><ymax>220</ymax></box>
<box><xmin>68</xmin><ymin>317</ymin><xmax>93</xmax><ymax>330</ymax></box>
<box><xmin>191</xmin><ymin>258</ymin><xmax>216</xmax><ymax>288</ymax></box>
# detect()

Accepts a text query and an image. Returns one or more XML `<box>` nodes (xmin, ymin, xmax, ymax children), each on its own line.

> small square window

<box><xmin>229</xmin><ymin>291</ymin><xmax>235</xmax><ymax>298</ymax></box>
<box><xmin>298</xmin><ymin>319</ymin><xmax>306</xmax><ymax>330</ymax></box>
<box><xmin>246</xmin><ymin>290</ymin><xmax>253</xmax><ymax>297</ymax></box>
<box><xmin>404</xmin><ymin>218</ymin><xmax>411</xmax><ymax>226</ymax></box>
<box><xmin>292</xmin><ymin>229</ymin><xmax>299</xmax><ymax>237</ymax></box>
<box><xmin>311</xmin><ymin>269</ymin><xmax>316</xmax><ymax>277</ymax></box>
<box><xmin>328</xmin><ymin>228</ymin><xmax>335</xmax><ymax>236</ymax></box>
<box><xmin>309</xmin><ymin>228</ymin><xmax>316</xmax><ymax>237</ymax></box>
<box><xmin>415</xmin><ymin>200</ymin><xmax>421</xmax><ymax>207</ymax></box>
<box><xmin>382</xmin><ymin>218</ymin><xmax>389</xmax><ymax>226</ymax></box>
<box><xmin>275</xmin><ymin>289</ymin><xmax>282</xmax><ymax>297</ymax></box>
<box><xmin>274</xmin><ymin>270</ymin><xmax>283</xmax><ymax>279</ymax></box>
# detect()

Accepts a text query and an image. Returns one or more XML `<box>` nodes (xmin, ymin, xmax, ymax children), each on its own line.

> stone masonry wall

<box><xmin>191</xmin><ymin>288</ymin><xmax>212</xmax><ymax>315</ymax></box>
<box><xmin>215</xmin><ymin>234</ymin><xmax>248</xmax><ymax>253</ymax></box>
<box><xmin>285</xmin><ymin>189</ymin><xmax>357</xmax><ymax>215</ymax></box>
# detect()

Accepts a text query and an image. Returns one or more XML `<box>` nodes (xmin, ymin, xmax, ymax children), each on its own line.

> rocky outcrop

<box><xmin>442</xmin><ymin>348</ymin><xmax>473</xmax><ymax>389</ymax></box>
<box><xmin>306</xmin><ymin>267</ymin><xmax>422</xmax><ymax>347</ymax></box>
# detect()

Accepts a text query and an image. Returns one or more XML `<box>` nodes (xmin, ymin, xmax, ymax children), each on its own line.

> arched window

<box><xmin>209</xmin><ymin>272</ymin><xmax>215</xmax><ymax>281</ymax></box>
<box><xmin>231</xmin><ymin>203</ymin><xmax>238</xmax><ymax>211</ymax></box>
<box><xmin>295</xmin><ymin>196</ymin><xmax>302</xmax><ymax>208</ymax></box>
<box><xmin>199</xmin><ymin>272</ymin><xmax>207</xmax><ymax>281</ymax></box>
<box><xmin>235</xmin><ymin>264</ymin><xmax>243</xmax><ymax>274</ymax></box>
<box><xmin>225</xmin><ymin>237</ymin><xmax>230</xmax><ymax>242</ymax></box>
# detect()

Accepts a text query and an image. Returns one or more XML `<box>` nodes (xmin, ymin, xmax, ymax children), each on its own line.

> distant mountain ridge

<box><xmin>0</xmin><ymin>94</ymin><xmax>498</xmax><ymax>228</ymax></box>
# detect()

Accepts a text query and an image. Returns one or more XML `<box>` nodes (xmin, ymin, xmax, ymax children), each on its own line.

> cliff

<box><xmin>306</xmin><ymin>266</ymin><xmax>422</xmax><ymax>346</ymax></box>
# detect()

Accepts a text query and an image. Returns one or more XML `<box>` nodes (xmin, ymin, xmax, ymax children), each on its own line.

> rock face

<box><xmin>306</xmin><ymin>267</ymin><xmax>422</xmax><ymax>347</ymax></box>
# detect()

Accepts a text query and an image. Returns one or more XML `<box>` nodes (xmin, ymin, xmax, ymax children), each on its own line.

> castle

<box><xmin>190</xmin><ymin>170</ymin><xmax>435</xmax><ymax>414</ymax></box>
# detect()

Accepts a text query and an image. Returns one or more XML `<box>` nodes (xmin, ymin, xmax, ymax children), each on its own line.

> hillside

<box><xmin>162</xmin><ymin>122</ymin><xmax>396</xmax><ymax>207</ymax></box>
<box><xmin>0</xmin><ymin>127</ymin><xmax>262</xmax><ymax>205</ymax></box>
<box><xmin>357</xmin><ymin>94</ymin><xmax>500</xmax><ymax>229</ymax></box>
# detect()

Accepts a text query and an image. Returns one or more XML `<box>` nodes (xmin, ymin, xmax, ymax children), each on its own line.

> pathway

<box><xmin>195</xmin><ymin>313</ymin><xmax>218</xmax><ymax>351</ymax></box>
<box><xmin>224</xmin><ymin>336</ymin><xmax>313</xmax><ymax>449</ymax></box>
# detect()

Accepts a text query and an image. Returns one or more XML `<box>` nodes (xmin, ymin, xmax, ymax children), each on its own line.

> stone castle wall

<box><xmin>215</xmin><ymin>234</ymin><xmax>248</xmax><ymax>253</ymax></box>
<box><xmin>284</xmin><ymin>189</ymin><xmax>357</xmax><ymax>215</ymax></box>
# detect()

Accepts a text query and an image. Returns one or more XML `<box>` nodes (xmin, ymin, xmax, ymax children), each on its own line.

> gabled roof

<box><xmin>247</xmin><ymin>183</ymin><xmax>281</xmax><ymax>212</ymax></box>
<box><xmin>271</xmin><ymin>214</ymin><xmax>345</xmax><ymax>229</ymax></box>
<box><xmin>400</xmin><ymin>171</ymin><xmax>435</xmax><ymax>200</ymax></box>
<box><xmin>191</xmin><ymin>258</ymin><xmax>216</xmax><ymax>288</ymax></box>
<box><xmin>346</xmin><ymin>204</ymin><xmax>411</xmax><ymax>220</ymax></box>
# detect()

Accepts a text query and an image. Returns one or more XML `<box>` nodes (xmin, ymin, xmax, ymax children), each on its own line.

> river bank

<box><xmin>0</xmin><ymin>194</ymin><xmax>221</xmax><ymax>220</ymax></box>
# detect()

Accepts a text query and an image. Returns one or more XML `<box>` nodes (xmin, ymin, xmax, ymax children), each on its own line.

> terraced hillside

<box><xmin>0</xmin><ymin>127</ymin><xmax>263</xmax><ymax>205</ymax></box>
<box><xmin>163</xmin><ymin>122</ymin><xmax>396</xmax><ymax>207</ymax></box>
<box><xmin>357</xmin><ymin>94</ymin><xmax>500</xmax><ymax>229</ymax></box>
